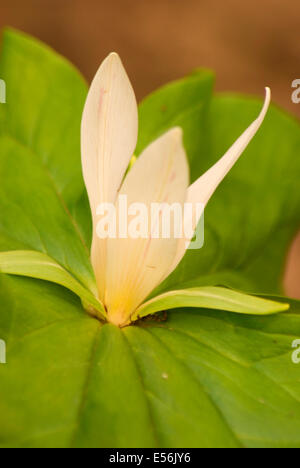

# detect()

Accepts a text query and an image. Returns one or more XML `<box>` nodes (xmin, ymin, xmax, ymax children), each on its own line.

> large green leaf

<box><xmin>0</xmin><ymin>29</ymin><xmax>94</xmax><ymax>290</ymax></box>
<box><xmin>0</xmin><ymin>274</ymin><xmax>299</xmax><ymax>448</ymax></box>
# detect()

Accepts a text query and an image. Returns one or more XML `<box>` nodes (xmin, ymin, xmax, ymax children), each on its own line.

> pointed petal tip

<box><xmin>251</xmin><ymin>87</ymin><xmax>271</xmax><ymax>127</ymax></box>
<box><xmin>107</xmin><ymin>51</ymin><xmax>120</xmax><ymax>60</ymax></box>
<box><xmin>102</xmin><ymin>51</ymin><xmax>121</xmax><ymax>66</ymax></box>
<box><xmin>265</xmin><ymin>86</ymin><xmax>271</xmax><ymax>98</ymax></box>
<box><xmin>89</xmin><ymin>52</ymin><xmax>124</xmax><ymax>86</ymax></box>
<box><xmin>108</xmin><ymin>51</ymin><xmax>119</xmax><ymax>58</ymax></box>
<box><xmin>156</xmin><ymin>127</ymin><xmax>184</xmax><ymax>146</ymax></box>
<box><xmin>265</xmin><ymin>86</ymin><xmax>271</xmax><ymax>104</ymax></box>
<box><xmin>261</xmin><ymin>86</ymin><xmax>271</xmax><ymax>116</ymax></box>
<box><xmin>168</xmin><ymin>126</ymin><xmax>183</xmax><ymax>141</ymax></box>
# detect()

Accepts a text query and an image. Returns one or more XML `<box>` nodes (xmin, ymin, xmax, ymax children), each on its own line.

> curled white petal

<box><xmin>168</xmin><ymin>87</ymin><xmax>271</xmax><ymax>275</ymax></box>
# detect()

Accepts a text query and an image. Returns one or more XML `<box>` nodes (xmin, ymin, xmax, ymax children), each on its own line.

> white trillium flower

<box><xmin>81</xmin><ymin>52</ymin><xmax>271</xmax><ymax>327</ymax></box>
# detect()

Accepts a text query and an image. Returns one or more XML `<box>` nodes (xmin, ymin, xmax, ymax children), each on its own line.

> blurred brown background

<box><xmin>0</xmin><ymin>0</ymin><xmax>299</xmax><ymax>297</ymax></box>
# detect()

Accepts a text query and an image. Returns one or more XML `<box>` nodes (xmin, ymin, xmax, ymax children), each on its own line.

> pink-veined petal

<box><xmin>104</xmin><ymin>128</ymin><xmax>189</xmax><ymax>326</ymax></box>
<box><xmin>81</xmin><ymin>53</ymin><xmax>138</xmax><ymax>300</ymax></box>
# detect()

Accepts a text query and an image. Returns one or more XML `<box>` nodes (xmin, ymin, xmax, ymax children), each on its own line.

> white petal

<box><xmin>81</xmin><ymin>52</ymin><xmax>138</xmax><ymax>210</ymax></box>
<box><xmin>81</xmin><ymin>53</ymin><xmax>138</xmax><ymax>300</ymax></box>
<box><xmin>168</xmin><ymin>87</ymin><xmax>271</xmax><ymax>274</ymax></box>
<box><xmin>104</xmin><ymin>128</ymin><xmax>189</xmax><ymax>326</ymax></box>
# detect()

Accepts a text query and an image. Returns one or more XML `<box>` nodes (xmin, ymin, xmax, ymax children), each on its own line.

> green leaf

<box><xmin>0</xmin><ymin>274</ymin><xmax>300</xmax><ymax>448</ymax></box>
<box><xmin>0</xmin><ymin>251</ymin><xmax>105</xmax><ymax>319</ymax></box>
<box><xmin>0</xmin><ymin>28</ymin><xmax>94</xmax><ymax>291</ymax></box>
<box><xmin>133</xmin><ymin>286</ymin><xmax>289</xmax><ymax>320</ymax></box>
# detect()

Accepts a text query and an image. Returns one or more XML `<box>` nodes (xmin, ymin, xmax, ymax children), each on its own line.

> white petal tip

<box><xmin>256</xmin><ymin>87</ymin><xmax>271</xmax><ymax>123</ymax></box>
<box><xmin>91</xmin><ymin>52</ymin><xmax>124</xmax><ymax>84</ymax></box>
<box><xmin>168</xmin><ymin>126</ymin><xmax>183</xmax><ymax>141</ymax></box>
<box><xmin>108</xmin><ymin>51</ymin><xmax>120</xmax><ymax>59</ymax></box>
<box><xmin>265</xmin><ymin>87</ymin><xmax>271</xmax><ymax>103</ymax></box>
<box><xmin>103</xmin><ymin>52</ymin><xmax>121</xmax><ymax>65</ymax></box>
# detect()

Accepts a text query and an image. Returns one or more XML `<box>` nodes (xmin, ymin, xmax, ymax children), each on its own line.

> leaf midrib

<box><xmin>142</xmin><ymin>326</ymin><xmax>243</xmax><ymax>448</ymax></box>
<box><xmin>121</xmin><ymin>331</ymin><xmax>161</xmax><ymax>447</ymax></box>
<box><xmin>69</xmin><ymin>322</ymin><xmax>102</xmax><ymax>448</ymax></box>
